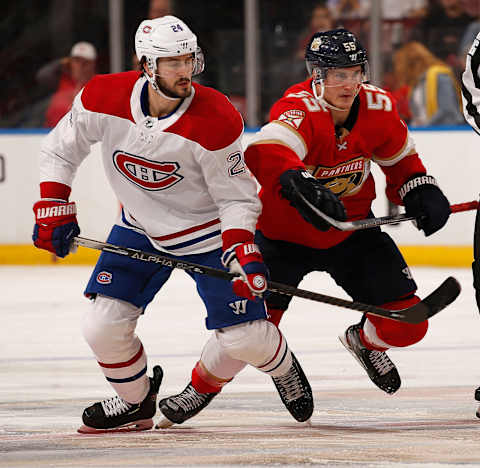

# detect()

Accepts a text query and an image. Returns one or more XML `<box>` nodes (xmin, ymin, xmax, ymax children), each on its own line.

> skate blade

<box><xmin>299</xmin><ymin>418</ymin><xmax>312</xmax><ymax>427</ymax></box>
<box><xmin>155</xmin><ymin>417</ymin><xmax>175</xmax><ymax>429</ymax></box>
<box><xmin>338</xmin><ymin>335</ymin><xmax>361</xmax><ymax>366</ymax></box>
<box><xmin>77</xmin><ymin>418</ymin><xmax>153</xmax><ymax>434</ymax></box>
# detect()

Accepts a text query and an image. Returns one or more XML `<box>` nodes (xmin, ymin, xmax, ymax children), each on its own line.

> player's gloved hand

<box><xmin>32</xmin><ymin>199</ymin><xmax>80</xmax><ymax>257</ymax></box>
<box><xmin>279</xmin><ymin>169</ymin><xmax>346</xmax><ymax>231</ymax></box>
<box><xmin>400</xmin><ymin>174</ymin><xmax>451</xmax><ymax>237</ymax></box>
<box><xmin>221</xmin><ymin>242</ymin><xmax>268</xmax><ymax>301</ymax></box>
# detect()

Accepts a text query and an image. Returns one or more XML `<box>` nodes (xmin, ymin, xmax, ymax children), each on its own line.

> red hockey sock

<box><xmin>366</xmin><ymin>295</ymin><xmax>428</xmax><ymax>348</ymax></box>
<box><xmin>267</xmin><ymin>308</ymin><xmax>285</xmax><ymax>327</ymax></box>
<box><xmin>359</xmin><ymin>328</ymin><xmax>387</xmax><ymax>351</ymax></box>
<box><xmin>191</xmin><ymin>361</ymin><xmax>230</xmax><ymax>394</ymax></box>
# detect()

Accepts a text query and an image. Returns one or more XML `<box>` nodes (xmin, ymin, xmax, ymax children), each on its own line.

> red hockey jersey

<box><xmin>245</xmin><ymin>78</ymin><xmax>426</xmax><ymax>249</ymax></box>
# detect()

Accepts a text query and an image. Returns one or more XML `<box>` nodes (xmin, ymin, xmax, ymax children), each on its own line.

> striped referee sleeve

<box><xmin>462</xmin><ymin>31</ymin><xmax>480</xmax><ymax>135</ymax></box>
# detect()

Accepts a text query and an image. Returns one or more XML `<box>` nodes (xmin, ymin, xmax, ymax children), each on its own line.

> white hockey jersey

<box><xmin>462</xmin><ymin>31</ymin><xmax>480</xmax><ymax>134</ymax></box>
<box><xmin>39</xmin><ymin>71</ymin><xmax>261</xmax><ymax>255</ymax></box>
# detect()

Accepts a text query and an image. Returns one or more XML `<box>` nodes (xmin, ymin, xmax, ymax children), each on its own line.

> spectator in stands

<box><xmin>326</xmin><ymin>0</ymin><xmax>370</xmax><ymax>51</ymax></box>
<box><xmin>127</xmin><ymin>0</ymin><xmax>172</xmax><ymax>72</ymax></box>
<box><xmin>382</xmin><ymin>0</ymin><xmax>427</xmax><ymax>20</ymax></box>
<box><xmin>462</xmin><ymin>0</ymin><xmax>480</xmax><ymax>17</ymax></box>
<box><xmin>327</xmin><ymin>0</ymin><xmax>370</xmax><ymax>19</ymax></box>
<box><xmin>295</xmin><ymin>3</ymin><xmax>336</xmax><ymax>60</ymax></box>
<box><xmin>393</xmin><ymin>41</ymin><xmax>464</xmax><ymax>126</ymax></box>
<box><xmin>458</xmin><ymin>18</ymin><xmax>480</xmax><ymax>64</ymax></box>
<box><xmin>148</xmin><ymin>0</ymin><xmax>171</xmax><ymax>18</ymax></box>
<box><xmin>380</xmin><ymin>0</ymin><xmax>427</xmax><ymax>59</ymax></box>
<box><xmin>380</xmin><ymin>0</ymin><xmax>427</xmax><ymax>91</ymax></box>
<box><xmin>37</xmin><ymin>41</ymin><xmax>97</xmax><ymax>128</ymax></box>
<box><xmin>414</xmin><ymin>0</ymin><xmax>474</xmax><ymax>74</ymax></box>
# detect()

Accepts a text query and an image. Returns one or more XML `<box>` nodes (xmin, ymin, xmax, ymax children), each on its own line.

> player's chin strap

<box><xmin>145</xmin><ymin>73</ymin><xmax>181</xmax><ymax>102</ymax></box>
<box><xmin>143</xmin><ymin>57</ymin><xmax>180</xmax><ymax>102</ymax></box>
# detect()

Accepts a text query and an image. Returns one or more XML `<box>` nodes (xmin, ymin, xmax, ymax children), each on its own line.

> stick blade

<box><xmin>423</xmin><ymin>276</ymin><xmax>462</xmax><ymax>318</ymax></box>
<box><xmin>401</xmin><ymin>276</ymin><xmax>461</xmax><ymax>324</ymax></box>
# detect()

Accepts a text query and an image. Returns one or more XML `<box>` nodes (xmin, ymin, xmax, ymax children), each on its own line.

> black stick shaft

<box><xmin>73</xmin><ymin>236</ymin><xmax>411</xmax><ymax>321</ymax></box>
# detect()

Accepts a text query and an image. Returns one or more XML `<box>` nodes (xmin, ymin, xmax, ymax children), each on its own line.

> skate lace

<box><xmin>273</xmin><ymin>367</ymin><xmax>303</xmax><ymax>403</ymax></box>
<box><xmin>369</xmin><ymin>350</ymin><xmax>394</xmax><ymax>376</ymax></box>
<box><xmin>100</xmin><ymin>396</ymin><xmax>132</xmax><ymax>417</ymax></box>
<box><xmin>171</xmin><ymin>386</ymin><xmax>207</xmax><ymax>412</ymax></box>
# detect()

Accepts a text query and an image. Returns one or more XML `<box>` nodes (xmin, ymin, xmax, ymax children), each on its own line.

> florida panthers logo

<box><xmin>113</xmin><ymin>151</ymin><xmax>183</xmax><ymax>191</ymax></box>
<box><xmin>309</xmin><ymin>157</ymin><xmax>368</xmax><ymax>198</ymax></box>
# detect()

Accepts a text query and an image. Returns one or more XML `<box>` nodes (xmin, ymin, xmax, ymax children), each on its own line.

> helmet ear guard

<box><xmin>191</xmin><ymin>47</ymin><xmax>205</xmax><ymax>76</ymax></box>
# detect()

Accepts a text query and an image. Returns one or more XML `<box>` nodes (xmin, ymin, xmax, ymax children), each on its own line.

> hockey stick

<box><xmin>73</xmin><ymin>236</ymin><xmax>461</xmax><ymax>324</ymax></box>
<box><xmin>296</xmin><ymin>187</ymin><xmax>478</xmax><ymax>231</ymax></box>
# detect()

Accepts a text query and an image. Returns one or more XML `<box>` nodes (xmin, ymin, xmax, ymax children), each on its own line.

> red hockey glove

<box><xmin>32</xmin><ymin>199</ymin><xmax>80</xmax><ymax>257</ymax></box>
<box><xmin>221</xmin><ymin>242</ymin><xmax>268</xmax><ymax>301</ymax></box>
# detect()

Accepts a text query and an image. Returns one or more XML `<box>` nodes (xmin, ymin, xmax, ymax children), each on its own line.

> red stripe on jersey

<box><xmin>152</xmin><ymin>218</ymin><xmax>220</xmax><ymax>241</ymax></box>
<box><xmin>98</xmin><ymin>344</ymin><xmax>144</xmax><ymax>369</ymax></box>
<box><xmin>81</xmin><ymin>71</ymin><xmax>141</xmax><ymax>123</ymax></box>
<box><xmin>164</xmin><ymin>83</ymin><xmax>243</xmax><ymax>151</ymax></box>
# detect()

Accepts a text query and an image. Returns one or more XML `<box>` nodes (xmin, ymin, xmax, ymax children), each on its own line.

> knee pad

<box><xmin>200</xmin><ymin>334</ymin><xmax>248</xmax><ymax>381</ymax></box>
<box><xmin>215</xmin><ymin>320</ymin><xmax>283</xmax><ymax>367</ymax></box>
<box><xmin>367</xmin><ymin>296</ymin><xmax>428</xmax><ymax>347</ymax></box>
<box><xmin>82</xmin><ymin>295</ymin><xmax>143</xmax><ymax>361</ymax></box>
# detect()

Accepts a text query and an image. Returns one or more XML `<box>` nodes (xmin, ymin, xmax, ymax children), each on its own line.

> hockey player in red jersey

<box><xmin>244</xmin><ymin>29</ymin><xmax>451</xmax><ymax>394</ymax></box>
<box><xmin>32</xmin><ymin>16</ymin><xmax>314</xmax><ymax>432</ymax></box>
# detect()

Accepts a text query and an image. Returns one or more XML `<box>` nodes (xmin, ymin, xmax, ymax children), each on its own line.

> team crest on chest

<box><xmin>113</xmin><ymin>151</ymin><xmax>183</xmax><ymax>191</ymax></box>
<box><xmin>310</xmin><ymin>156</ymin><xmax>369</xmax><ymax>197</ymax></box>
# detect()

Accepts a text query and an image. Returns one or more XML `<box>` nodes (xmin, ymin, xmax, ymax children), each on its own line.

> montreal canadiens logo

<box><xmin>97</xmin><ymin>271</ymin><xmax>112</xmax><ymax>284</ymax></box>
<box><xmin>113</xmin><ymin>151</ymin><xmax>183</xmax><ymax>191</ymax></box>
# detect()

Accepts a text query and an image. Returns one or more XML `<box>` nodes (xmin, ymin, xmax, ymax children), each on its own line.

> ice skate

<box><xmin>78</xmin><ymin>365</ymin><xmax>163</xmax><ymax>434</ymax></box>
<box><xmin>271</xmin><ymin>353</ymin><xmax>314</xmax><ymax>422</ymax></box>
<box><xmin>156</xmin><ymin>382</ymin><xmax>217</xmax><ymax>428</ymax></box>
<box><xmin>339</xmin><ymin>324</ymin><xmax>401</xmax><ymax>394</ymax></box>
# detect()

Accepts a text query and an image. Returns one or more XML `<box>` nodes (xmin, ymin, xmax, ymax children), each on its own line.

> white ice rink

<box><xmin>1</xmin><ymin>264</ymin><xmax>480</xmax><ymax>467</ymax></box>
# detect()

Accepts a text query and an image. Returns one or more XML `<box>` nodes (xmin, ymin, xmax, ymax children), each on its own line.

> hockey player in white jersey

<box><xmin>32</xmin><ymin>16</ymin><xmax>313</xmax><ymax>432</ymax></box>
<box><xmin>461</xmin><ymin>30</ymin><xmax>480</xmax><ymax>418</ymax></box>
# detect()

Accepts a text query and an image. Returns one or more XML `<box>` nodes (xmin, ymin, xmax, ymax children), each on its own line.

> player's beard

<box><xmin>155</xmin><ymin>75</ymin><xmax>192</xmax><ymax>99</ymax></box>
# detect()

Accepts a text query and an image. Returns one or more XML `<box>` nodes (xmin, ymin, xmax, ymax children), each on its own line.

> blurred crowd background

<box><xmin>2</xmin><ymin>0</ymin><xmax>479</xmax><ymax>129</ymax></box>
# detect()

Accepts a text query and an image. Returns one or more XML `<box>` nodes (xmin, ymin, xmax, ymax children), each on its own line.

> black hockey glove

<box><xmin>279</xmin><ymin>169</ymin><xmax>346</xmax><ymax>231</ymax></box>
<box><xmin>400</xmin><ymin>174</ymin><xmax>451</xmax><ymax>237</ymax></box>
